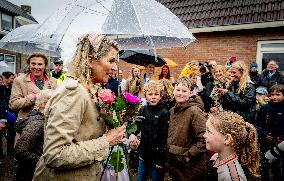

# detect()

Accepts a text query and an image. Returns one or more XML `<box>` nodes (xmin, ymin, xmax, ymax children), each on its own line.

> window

<box><xmin>256</xmin><ymin>40</ymin><xmax>284</xmax><ymax>74</ymax></box>
<box><xmin>1</xmin><ymin>13</ymin><xmax>13</xmax><ymax>31</ymax></box>
<box><xmin>0</xmin><ymin>53</ymin><xmax>16</xmax><ymax>74</ymax></box>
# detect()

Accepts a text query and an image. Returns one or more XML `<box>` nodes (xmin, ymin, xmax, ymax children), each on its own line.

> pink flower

<box><xmin>98</xmin><ymin>89</ymin><xmax>116</xmax><ymax>104</ymax></box>
<box><xmin>123</xmin><ymin>92</ymin><xmax>141</xmax><ymax>103</ymax></box>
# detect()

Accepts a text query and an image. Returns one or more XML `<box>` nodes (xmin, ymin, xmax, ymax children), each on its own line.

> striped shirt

<box><xmin>211</xmin><ymin>153</ymin><xmax>247</xmax><ymax>181</ymax></box>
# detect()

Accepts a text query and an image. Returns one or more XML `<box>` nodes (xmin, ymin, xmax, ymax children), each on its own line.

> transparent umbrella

<box><xmin>0</xmin><ymin>24</ymin><xmax>61</xmax><ymax>57</ymax></box>
<box><xmin>27</xmin><ymin>0</ymin><xmax>196</xmax><ymax>53</ymax></box>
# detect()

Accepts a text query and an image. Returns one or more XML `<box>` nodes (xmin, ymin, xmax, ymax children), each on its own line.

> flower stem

<box><xmin>116</xmin><ymin>145</ymin><xmax>120</xmax><ymax>181</ymax></box>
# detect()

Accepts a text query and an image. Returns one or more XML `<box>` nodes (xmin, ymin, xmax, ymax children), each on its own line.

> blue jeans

<box><xmin>137</xmin><ymin>158</ymin><xmax>164</xmax><ymax>181</ymax></box>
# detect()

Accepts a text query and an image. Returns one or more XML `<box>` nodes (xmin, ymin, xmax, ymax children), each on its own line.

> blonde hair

<box><xmin>67</xmin><ymin>35</ymin><xmax>118</xmax><ymax>99</ymax></box>
<box><xmin>209</xmin><ymin>111</ymin><xmax>260</xmax><ymax>177</ymax></box>
<box><xmin>128</xmin><ymin>65</ymin><xmax>141</xmax><ymax>80</ymax></box>
<box><xmin>143</xmin><ymin>80</ymin><xmax>164</xmax><ymax>95</ymax></box>
<box><xmin>174</xmin><ymin>77</ymin><xmax>194</xmax><ymax>91</ymax></box>
<box><xmin>34</xmin><ymin>89</ymin><xmax>54</xmax><ymax>112</ymax></box>
<box><xmin>160</xmin><ymin>79</ymin><xmax>174</xmax><ymax>100</ymax></box>
<box><xmin>231</xmin><ymin>61</ymin><xmax>250</xmax><ymax>94</ymax></box>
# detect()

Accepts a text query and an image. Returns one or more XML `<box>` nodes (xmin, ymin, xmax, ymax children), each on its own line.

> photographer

<box><xmin>200</xmin><ymin>61</ymin><xmax>215</xmax><ymax>86</ymax></box>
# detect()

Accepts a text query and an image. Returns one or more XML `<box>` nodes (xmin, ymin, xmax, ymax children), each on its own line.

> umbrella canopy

<box><xmin>24</xmin><ymin>0</ymin><xmax>195</xmax><ymax>55</ymax></box>
<box><xmin>0</xmin><ymin>24</ymin><xmax>61</xmax><ymax>57</ymax></box>
<box><xmin>119</xmin><ymin>49</ymin><xmax>166</xmax><ymax>67</ymax></box>
<box><xmin>138</xmin><ymin>58</ymin><xmax>178</xmax><ymax>70</ymax></box>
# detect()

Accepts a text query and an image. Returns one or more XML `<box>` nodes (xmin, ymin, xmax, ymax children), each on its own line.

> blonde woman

<box><xmin>217</xmin><ymin>61</ymin><xmax>256</xmax><ymax>123</ymax></box>
<box><xmin>125</xmin><ymin>66</ymin><xmax>144</xmax><ymax>97</ymax></box>
<box><xmin>33</xmin><ymin>34</ymin><xmax>126</xmax><ymax>180</ymax></box>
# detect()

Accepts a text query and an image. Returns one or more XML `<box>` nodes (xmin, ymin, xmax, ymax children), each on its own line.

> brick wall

<box><xmin>118</xmin><ymin>26</ymin><xmax>284</xmax><ymax>79</ymax></box>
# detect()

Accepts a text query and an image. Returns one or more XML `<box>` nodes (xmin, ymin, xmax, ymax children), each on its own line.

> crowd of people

<box><xmin>0</xmin><ymin>33</ymin><xmax>283</xmax><ymax>181</ymax></box>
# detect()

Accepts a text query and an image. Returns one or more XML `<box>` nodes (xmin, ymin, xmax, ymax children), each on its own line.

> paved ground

<box><xmin>0</xmin><ymin>138</ymin><xmax>16</xmax><ymax>181</ymax></box>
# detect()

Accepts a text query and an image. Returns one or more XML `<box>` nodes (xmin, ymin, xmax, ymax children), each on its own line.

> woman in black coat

<box><xmin>217</xmin><ymin>61</ymin><xmax>256</xmax><ymax>123</ymax></box>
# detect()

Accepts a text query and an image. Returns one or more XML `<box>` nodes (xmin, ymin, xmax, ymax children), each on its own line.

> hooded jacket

<box><xmin>167</xmin><ymin>96</ymin><xmax>207</xmax><ymax>180</ymax></box>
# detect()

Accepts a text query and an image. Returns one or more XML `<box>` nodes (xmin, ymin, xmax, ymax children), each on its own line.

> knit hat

<box><xmin>250</xmin><ymin>63</ymin><xmax>258</xmax><ymax>68</ymax></box>
<box><xmin>256</xmin><ymin>87</ymin><xmax>268</xmax><ymax>95</ymax></box>
<box><xmin>229</xmin><ymin>56</ymin><xmax>237</xmax><ymax>63</ymax></box>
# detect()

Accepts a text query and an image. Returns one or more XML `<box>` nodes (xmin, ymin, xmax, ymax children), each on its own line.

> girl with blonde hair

<box><xmin>217</xmin><ymin>61</ymin><xmax>256</xmax><ymax>123</ymax></box>
<box><xmin>204</xmin><ymin>111</ymin><xmax>260</xmax><ymax>181</ymax></box>
<box><xmin>125</xmin><ymin>65</ymin><xmax>143</xmax><ymax>97</ymax></box>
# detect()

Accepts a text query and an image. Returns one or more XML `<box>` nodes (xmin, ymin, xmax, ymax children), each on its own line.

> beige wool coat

<box><xmin>9</xmin><ymin>74</ymin><xmax>57</xmax><ymax>120</ymax></box>
<box><xmin>33</xmin><ymin>78</ymin><xmax>109</xmax><ymax>181</ymax></box>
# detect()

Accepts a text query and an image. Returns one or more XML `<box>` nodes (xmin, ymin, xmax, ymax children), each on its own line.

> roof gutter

<box><xmin>190</xmin><ymin>21</ymin><xmax>284</xmax><ymax>33</ymax></box>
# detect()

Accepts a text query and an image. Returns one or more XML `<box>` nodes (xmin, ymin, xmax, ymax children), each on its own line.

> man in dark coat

<box><xmin>0</xmin><ymin>72</ymin><xmax>15</xmax><ymax>158</ymax></box>
<box><xmin>258</xmin><ymin>60</ymin><xmax>284</xmax><ymax>89</ymax></box>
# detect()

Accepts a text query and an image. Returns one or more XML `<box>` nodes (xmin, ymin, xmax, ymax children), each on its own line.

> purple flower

<box><xmin>123</xmin><ymin>92</ymin><xmax>141</xmax><ymax>103</ymax></box>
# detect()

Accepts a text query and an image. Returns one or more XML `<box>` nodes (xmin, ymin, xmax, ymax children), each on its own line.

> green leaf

<box><xmin>109</xmin><ymin>149</ymin><xmax>124</xmax><ymax>173</ymax></box>
<box><xmin>112</xmin><ymin>97</ymin><xmax>126</xmax><ymax>112</ymax></box>
<box><xmin>126</xmin><ymin>124</ymin><xmax>137</xmax><ymax>134</ymax></box>
<box><xmin>99</xmin><ymin>112</ymin><xmax>115</xmax><ymax>129</ymax></box>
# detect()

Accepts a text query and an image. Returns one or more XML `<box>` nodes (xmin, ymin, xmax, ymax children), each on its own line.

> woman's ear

<box><xmin>224</xmin><ymin>134</ymin><xmax>234</xmax><ymax>146</ymax></box>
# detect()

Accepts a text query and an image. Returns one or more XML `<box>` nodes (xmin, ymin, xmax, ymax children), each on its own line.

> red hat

<box><xmin>229</xmin><ymin>56</ymin><xmax>237</xmax><ymax>63</ymax></box>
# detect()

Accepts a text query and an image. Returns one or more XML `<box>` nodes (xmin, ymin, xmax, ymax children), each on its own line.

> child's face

<box><xmin>173</xmin><ymin>83</ymin><xmax>191</xmax><ymax>104</ymax></box>
<box><xmin>256</xmin><ymin>94</ymin><xmax>267</xmax><ymax>102</ymax></box>
<box><xmin>269</xmin><ymin>91</ymin><xmax>284</xmax><ymax>103</ymax></box>
<box><xmin>145</xmin><ymin>90</ymin><xmax>161</xmax><ymax>106</ymax></box>
<box><xmin>203</xmin><ymin>120</ymin><xmax>226</xmax><ymax>153</ymax></box>
<box><xmin>191</xmin><ymin>76</ymin><xmax>197</xmax><ymax>84</ymax></box>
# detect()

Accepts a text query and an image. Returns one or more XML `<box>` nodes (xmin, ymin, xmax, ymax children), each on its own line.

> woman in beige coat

<box><xmin>33</xmin><ymin>34</ymin><xmax>126</xmax><ymax>181</ymax></box>
<box><xmin>9</xmin><ymin>53</ymin><xmax>57</xmax><ymax>121</ymax></box>
<box><xmin>125</xmin><ymin>65</ymin><xmax>144</xmax><ymax>97</ymax></box>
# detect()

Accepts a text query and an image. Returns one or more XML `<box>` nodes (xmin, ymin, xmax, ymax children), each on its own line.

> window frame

<box><xmin>1</xmin><ymin>13</ymin><xmax>14</xmax><ymax>31</ymax></box>
<box><xmin>256</xmin><ymin>40</ymin><xmax>284</xmax><ymax>72</ymax></box>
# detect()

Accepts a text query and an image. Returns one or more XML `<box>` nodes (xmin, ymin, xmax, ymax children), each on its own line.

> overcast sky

<box><xmin>7</xmin><ymin>0</ymin><xmax>68</xmax><ymax>23</ymax></box>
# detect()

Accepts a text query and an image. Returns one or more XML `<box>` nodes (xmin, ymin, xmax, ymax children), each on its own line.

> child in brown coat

<box><xmin>167</xmin><ymin>77</ymin><xmax>207</xmax><ymax>180</ymax></box>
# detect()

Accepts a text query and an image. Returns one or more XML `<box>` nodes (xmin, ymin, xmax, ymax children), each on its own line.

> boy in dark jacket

<box><xmin>256</xmin><ymin>84</ymin><xmax>284</xmax><ymax>181</ymax></box>
<box><xmin>129</xmin><ymin>80</ymin><xmax>169</xmax><ymax>181</ymax></box>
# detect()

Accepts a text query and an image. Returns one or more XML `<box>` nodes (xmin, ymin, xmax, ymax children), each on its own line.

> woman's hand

<box><xmin>106</xmin><ymin>125</ymin><xmax>126</xmax><ymax>146</ymax></box>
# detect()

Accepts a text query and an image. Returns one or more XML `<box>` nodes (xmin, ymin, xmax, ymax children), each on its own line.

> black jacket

<box><xmin>249</xmin><ymin>71</ymin><xmax>260</xmax><ymax>86</ymax></box>
<box><xmin>135</xmin><ymin>103</ymin><xmax>169</xmax><ymax>166</ymax></box>
<box><xmin>0</xmin><ymin>85</ymin><xmax>11</xmax><ymax>119</ymax></box>
<box><xmin>221</xmin><ymin>81</ymin><xmax>256</xmax><ymax>123</ymax></box>
<box><xmin>258</xmin><ymin>70</ymin><xmax>284</xmax><ymax>89</ymax></box>
<box><xmin>256</xmin><ymin>101</ymin><xmax>284</xmax><ymax>148</ymax></box>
